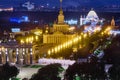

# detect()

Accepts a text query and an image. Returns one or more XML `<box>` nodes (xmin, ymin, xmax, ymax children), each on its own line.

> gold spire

<box><xmin>60</xmin><ymin>0</ymin><xmax>63</xmax><ymax>9</ymax></box>
<box><xmin>58</xmin><ymin>0</ymin><xmax>64</xmax><ymax>24</ymax></box>
<box><xmin>111</xmin><ymin>16</ymin><xmax>115</xmax><ymax>26</ymax></box>
<box><xmin>60</xmin><ymin>0</ymin><xmax>62</xmax><ymax>2</ymax></box>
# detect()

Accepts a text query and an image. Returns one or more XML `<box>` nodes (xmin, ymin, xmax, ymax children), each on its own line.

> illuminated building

<box><xmin>43</xmin><ymin>0</ymin><xmax>75</xmax><ymax>44</ymax></box>
<box><xmin>80</xmin><ymin>9</ymin><xmax>101</xmax><ymax>26</ymax></box>
<box><xmin>53</xmin><ymin>8</ymin><xmax>69</xmax><ymax>33</ymax></box>
<box><xmin>80</xmin><ymin>9</ymin><xmax>104</xmax><ymax>32</ymax></box>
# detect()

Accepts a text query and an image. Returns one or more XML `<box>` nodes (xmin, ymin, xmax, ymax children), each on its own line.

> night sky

<box><xmin>0</xmin><ymin>0</ymin><xmax>120</xmax><ymax>8</ymax></box>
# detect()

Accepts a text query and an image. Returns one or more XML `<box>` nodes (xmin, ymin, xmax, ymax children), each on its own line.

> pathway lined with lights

<box><xmin>47</xmin><ymin>27</ymin><xmax>112</xmax><ymax>56</ymax></box>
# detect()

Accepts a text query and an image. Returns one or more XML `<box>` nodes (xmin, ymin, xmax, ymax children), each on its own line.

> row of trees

<box><xmin>28</xmin><ymin>63</ymin><xmax>120</xmax><ymax>80</ymax></box>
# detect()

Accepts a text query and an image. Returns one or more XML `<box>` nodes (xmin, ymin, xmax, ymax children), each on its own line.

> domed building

<box><xmin>80</xmin><ymin>9</ymin><xmax>101</xmax><ymax>25</ymax></box>
<box><xmin>85</xmin><ymin>9</ymin><xmax>99</xmax><ymax>24</ymax></box>
<box><xmin>80</xmin><ymin>9</ymin><xmax>104</xmax><ymax>32</ymax></box>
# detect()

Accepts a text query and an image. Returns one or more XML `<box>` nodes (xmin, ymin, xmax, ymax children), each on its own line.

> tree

<box><xmin>104</xmin><ymin>35</ymin><xmax>120</xmax><ymax>64</ymax></box>
<box><xmin>0</xmin><ymin>62</ymin><xmax>19</xmax><ymax>80</ymax></box>
<box><xmin>30</xmin><ymin>63</ymin><xmax>64</xmax><ymax>80</ymax></box>
<box><xmin>64</xmin><ymin>62</ymin><xmax>106</xmax><ymax>80</ymax></box>
<box><xmin>108</xmin><ymin>64</ymin><xmax>120</xmax><ymax>80</ymax></box>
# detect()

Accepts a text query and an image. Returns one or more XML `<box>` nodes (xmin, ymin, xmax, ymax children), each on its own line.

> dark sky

<box><xmin>0</xmin><ymin>0</ymin><xmax>120</xmax><ymax>8</ymax></box>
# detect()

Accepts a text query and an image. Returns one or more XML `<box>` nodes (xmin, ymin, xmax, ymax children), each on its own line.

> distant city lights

<box><xmin>65</xmin><ymin>19</ymin><xmax>78</xmax><ymax>25</ymax></box>
<box><xmin>11</xmin><ymin>28</ymin><xmax>21</xmax><ymax>32</ymax></box>
<box><xmin>10</xmin><ymin>16</ymin><xmax>29</xmax><ymax>23</ymax></box>
<box><xmin>0</xmin><ymin>7</ymin><xmax>13</xmax><ymax>12</ymax></box>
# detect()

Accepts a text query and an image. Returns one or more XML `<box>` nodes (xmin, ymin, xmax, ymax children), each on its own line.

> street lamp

<box><xmin>22</xmin><ymin>48</ymin><xmax>26</xmax><ymax>64</ymax></box>
<box><xmin>30</xmin><ymin>48</ymin><xmax>32</xmax><ymax>64</ymax></box>
<box><xmin>0</xmin><ymin>48</ymin><xmax>2</xmax><ymax>64</ymax></box>
<box><xmin>16</xmin><ymin>48</ymin><xmax>19</xmax><ymax>64</ymax></box>
<box><xmin>5</xmin><ymin>48</ymin><xmax>8</xmax><ymax>63</ymax></box>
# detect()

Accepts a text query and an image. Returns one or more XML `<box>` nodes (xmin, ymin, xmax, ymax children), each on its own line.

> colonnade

<box><xmin>0</xmin><ymin>47</ymin><xmax>33</xmax><ymax>64</ymax></box>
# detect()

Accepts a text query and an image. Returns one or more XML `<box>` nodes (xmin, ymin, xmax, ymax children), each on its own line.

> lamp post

<box><xmin>0</xmin><ymin>48</ymin><xmax>2</xmax><ymax>64</ymax></box>
<box><xmin>30</xmin><ymin>48</ymin><xmax>32</xmax><ymax>64</ymax></box>
<box><xmin>22</xmin><ymin>48</ymin><xmax>26</xmax><ymax>64</ymax></box>
<box><xmin>16</xmin><ymin>48</ymin><xmax>19</xmax><ymax>64</ymax></box>
<box><xmin>5</xmin><ymin>48</ymin><xmax>8</xmax><ymax>63</ymax></box>
<box><xmin>72</xmin><ymin>47</ymin><xmax>78</xmax><ymax>60</ymax></box>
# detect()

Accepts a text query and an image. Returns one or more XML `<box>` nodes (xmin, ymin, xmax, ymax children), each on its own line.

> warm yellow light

<box><xmin>32</xmin><ymin>36</ymin><xmax>34</xmax><ymax>41</ymax></box>
<box><xmin>69</xmin><ymin>27</ymin><xmax>75</xmax><ymax>31</ymax></box>
<box><xmin>1</xmin><ymin>46</ymin><xmax>5</xmax><ymax>51</ymax></box>
<box><xmin>94</xmin><ymin>27</ymin><xmax>101</xmax><ymax>32</ymax></box>
<box><xmin>81</xmin><ymin>32</ymin><xmax>83</xmax><ymax>36</ymax></box>
<box><xmin>20</xmin><ymin>39</ymin><xmax>24</xmax><ymax>44</ymax></box>
<box><xmin>73</xmin><ymin>48</ymin><xmax>77</xmax><ymax>52</ymax></box>
<box><xmin>79</xmin><ymin>45</ymin><xmax>82</xmax><ymax>48</ymax></box>
<box><xmin>55</xmin><ymin>47</ymin><xmax>57</xmax><ymax>53</ymax></box>
<box><xmin>79</xmin><ymin>36</ymin><xmax>81</xmax><ymax>40</ymax></box>
<box><xmin>48</xmin><ymin>50</ymin><xmax>51</xmax><ymax>55</ymax></box>
<box><xmin>28</xmin><ymin>37</ymin><xmax>32</xmax><ymax>43</ymax></box>
<box><xmin>60</xmin><ymin>45</ymin><xmax>62</xmax><ymax>49</ymax></box>
<box><xmin>26</xmin><ymin>38</ymin><xmax>29</xmax><ymax>43</ymax></box>
<box><xmin>68</xmin><ymin>41</ymin><xmax>72</xmax><ymax>46</ymax></box>
<box><xmin>107</xmin><ymin>31</ymin><xmax>111</xmax><ymax>35</ymax></box>
<box><xmin>63</xmin><ymin>44</ymin><xmax>66</xmax><ymax>48</ymax></box>
<box><xmin>70</xmin><ymin>41</ymin><xmax>72</xmax><ymax>44</ymax></box>
<box><xmin>35</xmin><ymin>36</ymin><xmax>39</xmax><ymax>41</ymax></box>
<box><xmin>73</xmin><ymin>38</ymin><xmax>78</xmax><ymax>43</ymax></box>
<box><xmin>105</xmin><ymin>27</ymin><xmax>111</xmax><ymax>32</ymax></box>
<box><xmin>83</xmin><ymin>33</ymin><xmax>87</xmax><ymax>38</ymax></box>
<box><xmin>101</xmin><ymin>32</ymin><xmax>104</xmax><ymax>35</ymax></box>
<box><xmin>57</xmin><ymin>46</ymin><xmax>61</xmax><ymax>51</ymax></box>
<box><xmin>34</xmin><ymin>30</ymin><xmax>42</xmax><ymax>35</ymax></box>
<box><xmin>51</xmin><ymin>49</ymin><xmax>54</xmax><ymax>53</ymax></box>
<box><xmin>45</xmin><ymin>30</ymin><xmax>48</xmax><ymax>34</ymax></box>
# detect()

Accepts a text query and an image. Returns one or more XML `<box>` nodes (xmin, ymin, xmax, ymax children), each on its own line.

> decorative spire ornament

<box><xmin>60</xmin><ymin>0</ymin><xmax>62</xmax><ymax>2</ymax></box>
<box><xmin>60</xmin><ymin>0</ymin><xmax>63</xmax><ymax>9</ymax></box>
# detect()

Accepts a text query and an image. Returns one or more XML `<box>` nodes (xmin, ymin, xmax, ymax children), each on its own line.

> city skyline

<box><xmin>0</xmin><ymin>0</ymin><xmax>120</xmax><ymax>8</ymax></box>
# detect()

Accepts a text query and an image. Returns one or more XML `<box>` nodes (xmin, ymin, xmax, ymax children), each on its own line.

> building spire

<box><xmin>91</xmin><ymin>8</ymin><xmax>93</xmax><ymax>10</ymax></box>
<box><xmin>58</xmin><ymin>0</ymin><xmax>64</xmax><ymax>24</ymax></box>
<box><xmin>60</xmin><ymin>0</ymin><xmax>63</xmax><ymax>10</ymax></box>
<box><xmin>111</xmin><ymin>16</ymin><xmax>115</xmax><ymax>26</ymax></box>
<box><xmin>60</xmin><ymin>0</ymin><xmax>62</xmax><ymax>7</ymax></box>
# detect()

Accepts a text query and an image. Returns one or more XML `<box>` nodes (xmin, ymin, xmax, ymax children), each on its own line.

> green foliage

<box><xmin>11</xmin><ymin>77</ymin><xmax>21</xmax><ymax>80</ymax></box>
<box><xmin>108</xmin><ymin>64</ymin><xmax>120</xmax><ymax>80</ymax></box>
<box><xmin>0</xmin><ymin>62</ymin><xmax>19</xmax><ymax>80</ymax></box>
<box><xmin>30</xmin><ymin>63</ymin><xmax>64</xmax><ymax>80</ymax></box>
<box><xmin>30</xmin><ymin>65</ymin><xmax>44</xmax><ymax>68</ymax></box>
<box><xmin>65</xmin><ymin>62</ymin><xmax>106</xmax><ymax>80</ymax></box>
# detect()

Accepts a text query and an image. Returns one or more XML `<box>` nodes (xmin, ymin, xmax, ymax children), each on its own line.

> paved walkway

<box><xmin>17</xmin><ymin>67</ymin><xmax>39</xmax><ymax>80</ymax></box>
<box><xmin>16</xmin><ymin>65</ymin><xmax>68</xmax><ymax>80</ymax></box>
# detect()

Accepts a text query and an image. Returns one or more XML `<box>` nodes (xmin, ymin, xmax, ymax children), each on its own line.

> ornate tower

<box><xmin>111</xmin><ymin>17</ymin><xmax>115</xmax><ymax>27</ymax></box>
<box><xmin>53</xmin><ymin>0</ymin><xmax>69</xmax><ymax>33</ymax></box>
<box><xmin>58</xmin><ymin>0</ymin><xmax>64</xmax><ymax>24</ymax></box>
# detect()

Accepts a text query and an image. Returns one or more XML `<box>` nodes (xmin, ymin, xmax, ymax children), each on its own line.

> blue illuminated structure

<box><xmin>10</xmin><ymin>16</ymin><xmax>29</xmax><ymax>23</ymax></box>
<box><xmin>65</xmin><ymin>19</ymin><xmax>78</xmax><ymax>25</ymax></box>
<box><xmin>10</xmin><ymin>17</ymin><xmax>21</xmax><ymax>23</ymax></box>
